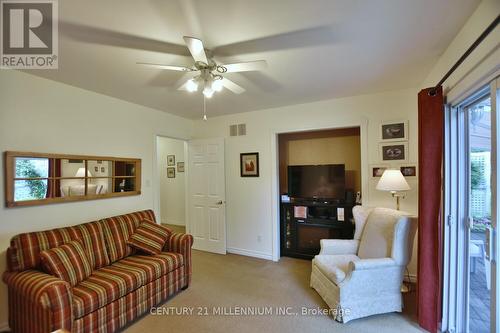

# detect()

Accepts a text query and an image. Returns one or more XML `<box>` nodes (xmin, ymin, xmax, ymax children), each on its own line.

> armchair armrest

<box><xmin>349</xmin><ymin>258</ymin><xmax>398</xmax><ymax>271</ymax></box>
<box><xmin>163</xmin><ymin>232</ymin><xmax>194</xmax><ymax>287</ymax></box>
<box><xmin>319</xmin><ymin>239</ymin><xmax>359</xmax><ymax>255</ymax></box>
<box><xmin>3</xmin><ymin>270</ymin><xmax>72</xmax><ymax>333</ymax></box>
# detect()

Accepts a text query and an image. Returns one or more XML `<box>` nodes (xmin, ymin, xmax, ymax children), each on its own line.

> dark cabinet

<box><xmin>280</xmin><ymin>201</ymin><xmax>355</xmax><ymax>259</ymax></box>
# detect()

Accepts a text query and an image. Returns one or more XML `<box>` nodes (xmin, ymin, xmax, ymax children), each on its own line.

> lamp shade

<box><xmin>75</xmin><ymin>167</ymin><xmax>92</xmax><ymax>177</ymax></box>
<box><xmin>376</xmin><ymin>169</ymin><xmax>410</xmax><ymax>191</ymax></box>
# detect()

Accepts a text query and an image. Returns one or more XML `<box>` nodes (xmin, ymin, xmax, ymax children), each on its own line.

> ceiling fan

<box><xmin>137</xmin><ymin>36</ymin><xmax>267</xmax><ymax>98</ymax></box>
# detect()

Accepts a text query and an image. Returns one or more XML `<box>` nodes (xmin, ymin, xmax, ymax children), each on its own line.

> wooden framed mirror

<box><xmin>4</xmin><ymin>152</ymin><xmax>141</xmax><ymax>207</ymax></box>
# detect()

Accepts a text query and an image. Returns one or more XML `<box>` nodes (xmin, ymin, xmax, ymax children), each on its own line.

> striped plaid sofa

<box><xmin>3</xmin><ymin>209</ymin><xmax>193</xmax><ymax>333</ymax></box>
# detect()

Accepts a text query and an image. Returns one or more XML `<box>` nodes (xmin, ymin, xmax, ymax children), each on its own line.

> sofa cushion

<box><xmin>40</xmin><ymin>240</ymin><xmax>92</xmax><ymax>286</ymax></box>
<box><xmin>72</xmin><ymin>221</ymin><xmax>110</xmax><ymax>269</ymax></box>
<box><xmin>72</xmin><ymin>252</ymin><xmax>183</xmax><ymax>318</ymax></box>
<box><xmin>313</xmin><ymin>254</ymin><xmax>360</xmax><ymax>285</ymax></box>
<box><xmin>101</xmin><ymin>210</ymin><xmax>157</xmax><ymax>263</ymax></box>
<box><xmin>127</xmin><ymin>221</ymin><xmax>172</xmax><ymax>254</ymax></box>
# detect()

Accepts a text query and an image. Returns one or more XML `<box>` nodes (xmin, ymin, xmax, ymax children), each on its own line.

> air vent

<box><xmin>237</xmin><ymin>124</ymin><xmax>246</xmax><ymax>136</ymax></box>
<box><xmin>229</xmin><ymin>123</ymin><xmax>247</xmax><ymax>136</ymax></box>
<box><xmin>229</xmin><ymin>125</ymin><xmax>238</xmax><ymax>136</ymax></box>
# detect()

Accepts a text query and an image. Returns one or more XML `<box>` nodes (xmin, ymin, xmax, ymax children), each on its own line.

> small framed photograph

<box><xmin>380</xmin><ymin>142</ymin><xmax>408</xmax><ymax>162</ymax></box>
<box><xmin>101</xmin><ymin>167</ymin><xmax>105</xmax><ymax>173</ymax></box>
<box><xmin>167</xmin><ymin>155</ymin><xmax>175</xmax><ymax>166</ymax></box>
<box><xmin>240</xmin><ymin>152</ymin><xmax>259</xmax><ymax>177</ymax></box>
<box><xmin>97</xmin><ymin>160</ymin><xmax>102</xmax><ymax>164</ymax></box>
<box><xmin>177</xmin><ymin>162</ymin><xmax>185</xmax><ymax>172</ymax></box>
<box><xmin>94</xmin><ymin>166</ymin><xmax>99</xmax><ymax>173</ymax></box>
<box><xmin>167</xmin><ymin>167</ymin><xmax>175</xmax><ymax>178</ymax></box>
<box><xmin>370</xmin><ymin>164</ymin><xmax>389</xmax><ymax>178</ymax></box>
<box><xmin>400</xmin><ymin>165</ymin><xmax>417</xmax><ymax>177</ymax></box>
<box><xmin>380</xmin><ymin>120</ymin><xmax>408</xmax><ymax>141</ymax></box>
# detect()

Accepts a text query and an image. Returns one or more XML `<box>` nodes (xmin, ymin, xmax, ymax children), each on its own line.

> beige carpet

<box><xmin>125</xmin><ymin>250</ymin><xmax>424</xmax><ymax>333</ymax></box>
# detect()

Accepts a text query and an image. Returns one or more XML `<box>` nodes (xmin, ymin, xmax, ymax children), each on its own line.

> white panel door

<box><xmin>187</xmin><ymin>138</ymin><xmax>226</xmax><ymax>254</ymax></box>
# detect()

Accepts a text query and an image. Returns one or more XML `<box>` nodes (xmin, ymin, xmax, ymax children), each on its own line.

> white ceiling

<box><xmin>27</xmin><ymin>0</ymin><xmax>480</xmax><ymax>119</ymax></box>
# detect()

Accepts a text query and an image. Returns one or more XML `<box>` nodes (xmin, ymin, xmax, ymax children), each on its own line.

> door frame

<box><xmin>270</xmin><ymin>120</ymin><xmax>369</xmax><ymax>261</ymax></box>
<box><xmin>443</xmin><ymin>79</ymin><xmax>499</xmax><ymax>332</ymax></box>
<box><xmin>153</xmin><ymin>134</ymin><xmax>189</xmax><ymax>227</ymax></box>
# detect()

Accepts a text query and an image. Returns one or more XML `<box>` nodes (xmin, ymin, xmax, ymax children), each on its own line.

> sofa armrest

<box><xmin>3</xmin><ymin>270</ymin><xmax>72</xmax><ymax>333</ymax></box>
<box><xmin>319</xmin><ymin>239</ymin><xmax>359</xmax><ymax>255</ymax></box>
<box><xmin>349</xmin><ymin>258</ymin><xmax>398</xmax><ymax>271</ymax></box>
<box><xmin>163</xmin><ymin>232</ymin><xmax>194</xmax><ymax>287</ymax></box>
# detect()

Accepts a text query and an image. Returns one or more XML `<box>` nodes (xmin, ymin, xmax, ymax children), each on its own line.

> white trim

<box><xmin>227</xmin><ymin>247</ymin><xmax>273</xmax><ymax>261</ymax></box>
<box><xmin>269</xmin><ymin>120</ymin><xmax>369</xmax><ymax>263</ymax></box>
<box><xmin>162</xmin><ymin>219</ymin><xmax>185</xmax><ymax>226</ymax></box>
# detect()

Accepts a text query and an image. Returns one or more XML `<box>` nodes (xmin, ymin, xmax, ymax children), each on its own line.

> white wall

<box><xmin>157</xmin><ymin>136</ymin><xmax>186</xmax><ymax>226</ymax></box>
<box><xmin>421</xmin><ymin>0</ymin><xmax>499</xmax><ymax>101</ymax></box>
<box><xmin>192</xmin><ymin>88</ymin><xmax>419</xmax><ymax>268</ymax></box>
<box><xmin>0</xmin><ymin>70</ymin><xmax>192</xmax><ymax>328</ymax></box>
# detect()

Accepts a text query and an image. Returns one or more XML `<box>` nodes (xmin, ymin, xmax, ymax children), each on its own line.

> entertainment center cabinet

<box><xmin>280</xmin><ymin>201</ymin><xmax>355</xmax><ymax>259</ymax></box>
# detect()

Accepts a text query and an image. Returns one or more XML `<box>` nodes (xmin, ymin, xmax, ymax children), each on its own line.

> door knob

<box><xmin>216</xmin><ymin>200</ymin><xmax>225</xmax><ymax>205</ymax></box>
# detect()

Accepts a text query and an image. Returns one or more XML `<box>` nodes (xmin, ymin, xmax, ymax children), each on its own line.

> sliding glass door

<box><xmin>444</xmin><ymin>77</ymin><xmax>499</xmax><ymax>333</ymax></box>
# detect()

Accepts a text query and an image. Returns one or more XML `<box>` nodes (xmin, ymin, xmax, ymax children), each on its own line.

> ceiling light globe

<box><xmin>203</xmin><ymin>86</ymin><xmax>214</xmax><ymax>98</ymax></box>
<box><xmin>186</xmin><ymin>79</ymin><xmax>198</xmax><ymax>92</ymax></box>
<box><xmin>212</xmin><ymin>79</ymin><xmax>223</xmax><ymax>92</ymax></box>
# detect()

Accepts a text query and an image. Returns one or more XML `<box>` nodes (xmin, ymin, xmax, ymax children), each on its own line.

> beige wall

<box><xmin>286</xmin><ymin>134</ymin><xmax>361</xmax><ymax>193</ymax></box>
<box><xmin>157</xmin><ymin>136</ymin><xmax>186</xmax><ymax>226</ymax></box>
<box><xmin>0</xmin><ymin>70</ymin><xmax>192</xmax><ymax>329</ymax></box>
<box><xmin>192</xmin><ymin>88</ymin><xmax>420</xmax><ymax>265</ymax></box>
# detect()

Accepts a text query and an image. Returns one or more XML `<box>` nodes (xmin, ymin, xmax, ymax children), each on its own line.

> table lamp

<box><xmin>376</xmin><ymin>169</ymin><xmax>410</xmax><ymax>210</ymax></box>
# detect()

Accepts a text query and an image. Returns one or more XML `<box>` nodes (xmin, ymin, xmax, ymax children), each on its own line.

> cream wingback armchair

<box><xmin>310</xmin><ymin>206</ymin><xmax>417</xmax><ymax>323</ymax></box>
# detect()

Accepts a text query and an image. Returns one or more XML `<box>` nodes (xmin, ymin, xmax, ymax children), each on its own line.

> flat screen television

<box><xmin>288</xmin><ymin>164</ymin><xmax>345</xmax><ymax>201</ymax></box>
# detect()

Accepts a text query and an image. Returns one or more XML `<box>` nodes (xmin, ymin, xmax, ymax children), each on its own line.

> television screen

<box><xmin>288</xmin><ymin>164</ymin><xmax>345</xmax><ymax>200</ymax></box>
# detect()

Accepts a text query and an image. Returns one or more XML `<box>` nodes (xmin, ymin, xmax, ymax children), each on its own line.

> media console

<box><xmin>280</xmin><ymin>200</ymin><xmax>355</xmax><ymax>259</ymax></box>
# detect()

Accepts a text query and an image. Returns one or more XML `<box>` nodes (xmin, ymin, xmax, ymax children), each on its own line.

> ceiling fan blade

<box><xmin>221</xmin><ymin>78</ymin><xmax>245</xmax><ymax>94</ymax></box>
<box><xmin>60</xmin><ymin>21</ymin><xmax>189</xmax><ymax>56</ymax></box>
<box><xmin>183</xmin><ymin>36</ymin><xmax>208</xmax><ymax>64</ymax></box>
<box><xmin>222</xmin><ymin>60</ymin><xmax>267</xmax><ymax>73</ymax></box>
<box><xmin>213</xmin><ymin>26</ymin><xmax>335</xmax><ymax>56</ymax></box>
<box><xmin>137</xmin><ymin>62</ymin><xmax>193</xmax><ymax>72</ymax></box>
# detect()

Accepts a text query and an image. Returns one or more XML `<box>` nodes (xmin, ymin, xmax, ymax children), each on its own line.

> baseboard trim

<box><xmin>227</xmin><ymin>247</ymin><xmax>273</xmax><ymax>261</ymax></box>
<box><xmin>161</xmin><ymin>219</ymin><xmax>185</xmax><ymax>226</ymax></box>
<box><xmin>0</xmin><ymin>322</ymin><xmax>9</xmax><ymax>332</ymax></box>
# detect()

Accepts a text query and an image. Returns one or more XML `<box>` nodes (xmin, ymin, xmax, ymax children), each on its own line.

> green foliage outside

<box><xmin>16</xmin><ymin>159</ymin><xmax>47</xmax><ymax>199</ymax></box>
<box><xmin>470</xmin><ymin>159</ymin><xmax>483</xmax><ymax>189</ymax></box>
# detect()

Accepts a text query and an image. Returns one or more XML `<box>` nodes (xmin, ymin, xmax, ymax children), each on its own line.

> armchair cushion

<box><xmin>313</xmin><ymin>254</ymin><xmax>359</xmax><ymax>285</ymax></box>
<box><xmin>357</xmin><ymin>207</ymin><xmax>409</xmax><ymax>259</ymax></box>
<box><xmin>127</xmin><ymin>220</ymin><xmax>172</xmax><ymax>254</ymax></box>
<box><xmin>40</xmin><ymin>240</ymin><xmax>92</xmax><ymax>286</ymax></box>
<box><xmin>319</xmin><ymin>239</ymin><xmax>359</xmax><ymax>255</ymax></box>
<box><xmin>349</xmin><ymin>257</ymin><xmax>398</xmax><ymax>271</ymax></box>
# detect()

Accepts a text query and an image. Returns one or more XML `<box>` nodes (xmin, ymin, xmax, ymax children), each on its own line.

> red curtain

<box><xmin>417</xmin><ymin>86</ymin><xmax>444</xmax><ymax>332</ymax></box>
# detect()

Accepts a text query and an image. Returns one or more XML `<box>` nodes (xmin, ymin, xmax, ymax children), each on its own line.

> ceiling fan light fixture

<box><xmin>212</xmin><ymin>79</ymin><xmax>223</xmax><ymax>92</ymax></box>
<box><xmin>186</xmin><ymin>79</ymin><xmax>198</xmax><ymax>92</ymax></box>
<box><xmin>203</xmin><ymin>86</ymin><xmax>214</xmax><ymax>98</ymax></box>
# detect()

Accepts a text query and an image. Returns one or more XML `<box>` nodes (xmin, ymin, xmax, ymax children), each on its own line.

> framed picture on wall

<box><xmin>379</xmin><ymin>142</ymin><xmax>408</xmax><ymax>162</ymax></box>
<box><xmin>240</xmin><ymin>152</ymin><xmax>259</xmax><ymax>177</ymax></box>
<box><xmin>177</xmin><ymin>162</ymin><xmax>185</xmax><ymax>172</ymax></box>
<box><xmin>380</xmin><ymin>120</ymin><xmax>408</xmax><ymax>142</ymax></box>
<box><xmin>167</xmin><ymin>167</ymin><xmax>175</xmax><ymax>178</ymax></box>
<box><xmin>167</xmin><ymin>155</ymin><xmax>175</xmax><ymax>166</ymax></box>
<box><xmin>400</xmin><ymin>165</ymin><xmax>417</xmax><ymax>177</ymax></box>
<box><xmin>370</xmin><ymin>164</ymin><xmax>389</xmax><ymax>178</ymax></box>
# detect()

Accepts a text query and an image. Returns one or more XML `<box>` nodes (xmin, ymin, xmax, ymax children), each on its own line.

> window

<box><xmin>5</xmin><ymin>152</ymin><xmax>141</xmax><ymax>207</ymax></box>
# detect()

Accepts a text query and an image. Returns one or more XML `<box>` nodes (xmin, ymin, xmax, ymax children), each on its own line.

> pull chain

<box><xmin>203</xmin><ymin>95</ymin><xmax>207</xmax><ymax>121</ymax></box>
